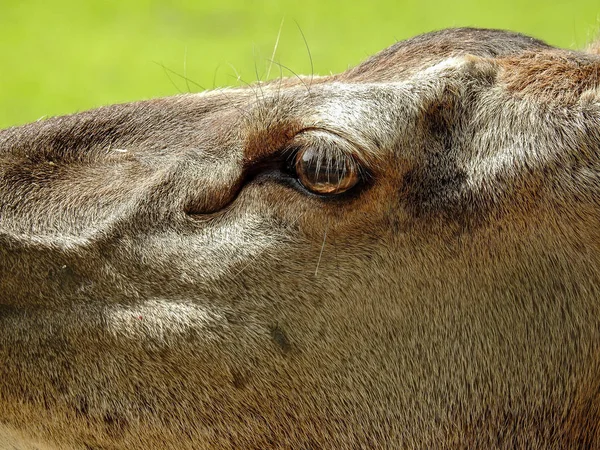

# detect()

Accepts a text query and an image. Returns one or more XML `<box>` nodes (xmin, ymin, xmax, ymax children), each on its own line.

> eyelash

<box><xmin>283</xmin><ymin>146</ymin><xmax>361</xmax><ymax>176</ymax></box>
<box><xmin>242</xmin><ymin>144</ymin><xmax>371</xmax><ymax>200</ymax></box>
<box><xmin>285</xmin><ymin>146</ymin><xmax>369</xmax><ymax>196</ymax></box>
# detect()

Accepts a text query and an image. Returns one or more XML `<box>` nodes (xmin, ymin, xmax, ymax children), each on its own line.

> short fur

<box><xmin>1</xmin><ymin>28</ymin><xmax>600</xmax><ymax>449</ymax></box>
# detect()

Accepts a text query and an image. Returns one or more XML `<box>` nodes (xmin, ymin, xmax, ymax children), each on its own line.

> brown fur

<box><xmin>1</xmin><ymin>28</ymin><xmax>600</xmax><ymax>449</ymax></box>
<box><xmin>498</xmin><ymin>50</ymin><xmax>600</xmax><ymax>102</ymax></box>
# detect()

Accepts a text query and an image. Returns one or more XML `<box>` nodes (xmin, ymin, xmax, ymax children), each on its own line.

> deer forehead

<box><xmin>191</xmin><ymin>56</ymin><xmax>479</xmax><ymax>165</ymax></box>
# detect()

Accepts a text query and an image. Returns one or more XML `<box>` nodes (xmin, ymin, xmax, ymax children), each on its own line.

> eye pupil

<box><xmin>295</xmin><ymin>147</ymin><xmax>360</xmax><ymax>195</ymax></box>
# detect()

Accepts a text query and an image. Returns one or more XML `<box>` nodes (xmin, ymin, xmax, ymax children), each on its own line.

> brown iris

<box><xmin>294</xmin><ymin>146</ymin><xmax>360</xmax><ymax>195</ymax></box>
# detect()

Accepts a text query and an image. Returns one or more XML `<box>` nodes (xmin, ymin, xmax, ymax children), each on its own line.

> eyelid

<box><xmin>283</xmin><ymin>128</ymin><xmax>373</xmax><ymax>179</ymax></box>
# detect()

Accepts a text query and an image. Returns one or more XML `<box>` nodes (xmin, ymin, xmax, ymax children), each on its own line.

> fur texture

<box><xmin>1</xmin><ymin>28</ymin><xmax>600</xmax><ymax>449</ymax></box>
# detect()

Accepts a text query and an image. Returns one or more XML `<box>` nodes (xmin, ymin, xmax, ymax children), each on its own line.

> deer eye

<box><xmin>294</xmin><ymin>146</ymin><xmax>360</xmax><ymax>195</ymax></box>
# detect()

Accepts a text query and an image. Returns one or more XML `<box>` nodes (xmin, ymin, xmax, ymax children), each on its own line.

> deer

<box><xmin>1</xmin><ymin>27</ymin><xmax>600</xmax><ymax>449</ymax></box>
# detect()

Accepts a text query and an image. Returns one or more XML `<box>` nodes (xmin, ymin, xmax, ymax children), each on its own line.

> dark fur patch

<box><xmin>269</xmin><ymin>324</ymin><xmax>292</xmax><ymax>354</ymax></box>
<box><xmin>230</xmin><ymin>369</ymin><xmax>250</xmax><ymax>389</ymax></box>
<box><xmin>401</xmin><ymin>90</ymin><xmax>473</xmax><ymax>223</ymax></box>
<box><xmin>103</xmin><ymin>411</ymin><xmax>129</xmax><ymax>439</ymax></box>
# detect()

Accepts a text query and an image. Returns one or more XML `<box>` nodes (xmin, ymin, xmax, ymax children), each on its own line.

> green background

<box><xmin>1</xmin><ymin>0</ymin><xmax>599</xmax><ymax>128</ymax></box>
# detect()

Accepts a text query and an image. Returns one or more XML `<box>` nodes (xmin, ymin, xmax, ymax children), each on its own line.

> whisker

<box><xmin>333</xmin><ymin>228</ymin><xmax>340</xmax><ymax>277</ymax></box>
<box><xmin>266</xmin><ymin>59</ymin><xmax>310</xmax><ymax>93</ymax></box>
<box><xmin>155</xmin><ymin>61</ymin><xmax>182</xmax><ymax>94</ymax></box>
<box><xmin>314</xmin><ymin>219</ymin><xmax>329</xmax><ymax>277</ymax></box>
<box><xmin>153</xmin><ymin>61</ymin><xmax>205</xmax><ymax>91</ymax></box>
<box><xmin>295</xmin><ymin>21</ymin><xmax>314</xmax><ymax>93</ymax></box>
<box><xmin>227</xmin><ymin>75</ymin><xmax>262</xmax><ymax>107</ymax></box>
<box><xmin>227</xmin><ymin>64</ymin><xmax>261</xmax><ymax>103</ymax></box>
<box><xmin>228</xmin><ymin>62</ymin><xmax>243</xmax><ymax>83</ymax></box>
<box><xmin>253</xmin><ymin>44</ymin><xmax>265</xmax><ymax>101</ymax></box>
<box><xmin>212</xmin><ymin>63</ymin><xmax>221</xmax><ymax>89</ymax></box>
<box><xmin>267</xmin><ymin>17</ymin><xmax>285</xmax><ymax>80</ymax></box>
<box><xmin>183</xmin><ymin>46</ymin><xmax>191</xmax><ymax>93</ymax></box>
<box><xmin>213</xmin><ymin>86</ymin><xmax>251</xmax><ymax>119</ymax></box>
<box><xmin>232</xmin><ymin>248</ymin><xmax>266</xmax><ymax>280</ymax></box>
<box><xmin>277</xmin><ymin>59</ymin><xmax>284</xmax><ymax>102</ymax></box>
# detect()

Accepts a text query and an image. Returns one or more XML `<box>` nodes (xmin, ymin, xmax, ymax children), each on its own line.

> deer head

<box><xmin>1</xmin><ymin>28</ymin><xmax>599</xmax><ymax>449</ymax></box>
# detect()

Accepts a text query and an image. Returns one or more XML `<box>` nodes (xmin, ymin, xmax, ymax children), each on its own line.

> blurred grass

<box><xmin>1</xmin><ymin>0</ymin><xmax>599</xmax><ymax>128</ymax></box>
